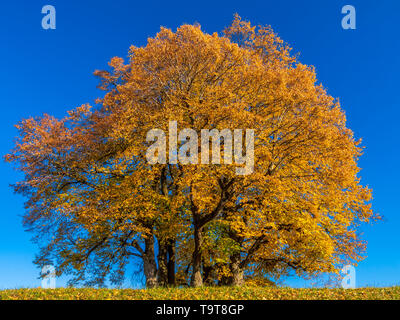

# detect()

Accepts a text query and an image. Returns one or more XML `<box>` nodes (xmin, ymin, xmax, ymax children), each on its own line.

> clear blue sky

<box><xmin>0</xmin><ymin>0</ymin><xmax>399</xmax><ymax>288</ymax></box>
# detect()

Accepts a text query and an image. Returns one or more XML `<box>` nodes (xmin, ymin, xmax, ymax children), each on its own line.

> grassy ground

<box><xmin>0</xmin><ymin>286</ymin><xmax>399</xmax><ymax>300</ymax></box>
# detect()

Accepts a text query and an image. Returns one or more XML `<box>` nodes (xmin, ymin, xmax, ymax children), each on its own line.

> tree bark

<box><xmin>230</xmin><ymin>252</ymin><xmax>244</xmax><ymax>286</ymax></box>
<box><xmin>143</xmin><ymin>235</ymin><xmax>158</xmax><ymax>288</ymax></box>
<box><xmin>167</xmin><ymin>240</ymin><xmax>176</xmax><ymax>285</ymax></box>
<box><xmin>157</xmin><ymin>241</ymin><xmax>168</xmax><ymax>286</ymax></box>
<box><xmin>190</xmin><ymin>225</ymin><xmax>203</xmax><ymax>287</ymax></box>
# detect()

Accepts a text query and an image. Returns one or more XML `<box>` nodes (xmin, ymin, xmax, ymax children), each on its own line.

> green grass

<box><xmin>0</xmin><ymin>286</ymin><xmax>399</xmax><ymax>300</ymax></box>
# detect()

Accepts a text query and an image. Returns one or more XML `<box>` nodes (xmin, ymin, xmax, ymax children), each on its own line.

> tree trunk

<box><xmin>157</xmin><ymin>241</ymin><xmax>168</xmax><ymax>286</ymax></box>
<box><xmin>167</xmin><ymin>240</ymin><xmax>176</xmax><ymax>285</ymax></box>
<box><xmin>190</xmin><ymin>226</ymin><xmax>203</xmax><ymax>287</ymax></box>
<box><xmin>143</xmin><ymin>236</ymin><xmax>158</xmax><ymax>288</ymax></box>
<box><xmin>230</xmin><ymin>252</ymin><xmax>244</xmax><ymax>286</ymax></box>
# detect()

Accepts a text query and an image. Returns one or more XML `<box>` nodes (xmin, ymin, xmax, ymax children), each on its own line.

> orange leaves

<box><xmin>5</xmin><ymin>15</ymin><xmax>378</xmax><ymax>287</ymax></box>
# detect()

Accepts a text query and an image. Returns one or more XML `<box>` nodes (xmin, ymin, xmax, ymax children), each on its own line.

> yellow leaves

<box><xmin>2</xmin><ymin>286</ymin><xmax>400</xmax><ymax>300</ymax></box>
<box><xmin>5</xmin><ymin>14</ymin><xmax>378</xmax><ymax>287</ymax></box>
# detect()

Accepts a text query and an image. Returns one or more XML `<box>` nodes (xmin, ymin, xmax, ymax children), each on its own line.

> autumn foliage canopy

<box><xmin>6</xmin><ymin>16</ymin><xmax>378</xmax><ymax>287</ymax></box>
